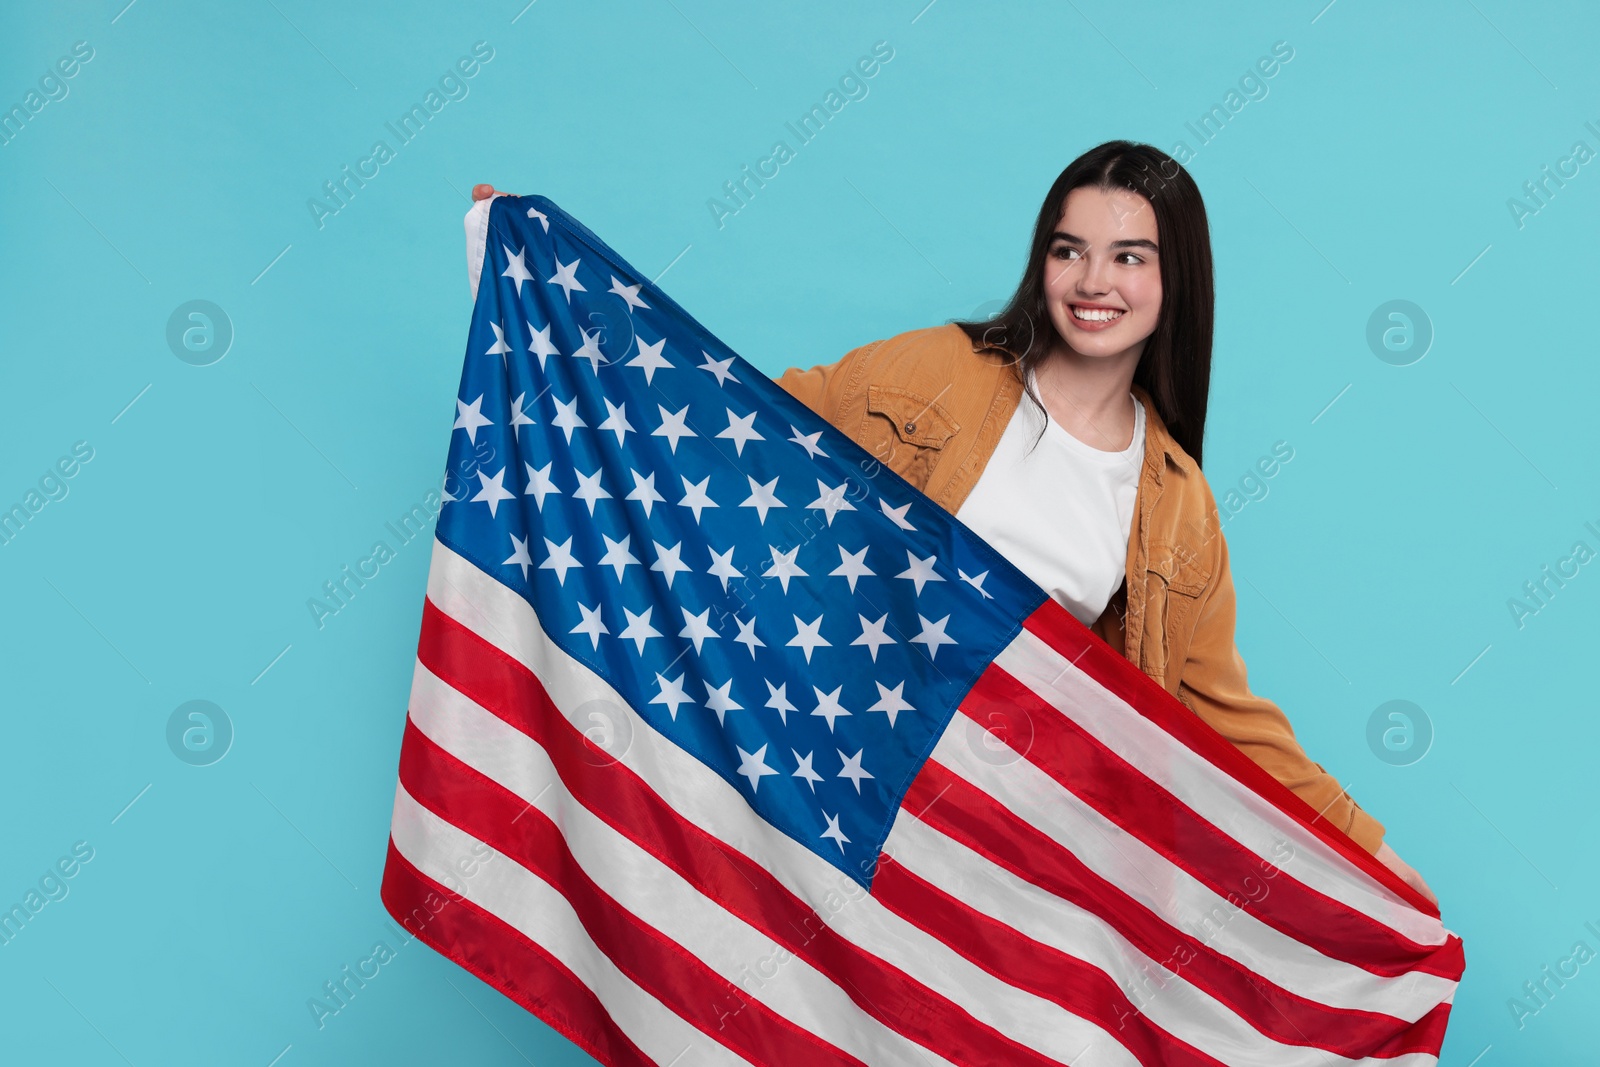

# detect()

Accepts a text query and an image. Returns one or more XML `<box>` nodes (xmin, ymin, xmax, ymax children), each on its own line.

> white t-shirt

<box><xmin>954</xmin><ymin>373</ymin><xmax>1145</xmax><ymax>626</ymax></box>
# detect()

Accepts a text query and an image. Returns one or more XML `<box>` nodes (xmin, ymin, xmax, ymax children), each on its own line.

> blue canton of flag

<box><xmin>436</xmin><ymin>195</ymin><xmax>1045</xmax><ymax>885</ymax></box>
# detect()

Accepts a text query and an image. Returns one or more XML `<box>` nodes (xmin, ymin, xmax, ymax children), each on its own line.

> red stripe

<box><xmin>966</xmin><ymin>660</ymin><xmax>1466</xmax><ymax>979</ymax></box>
<box><xmin>397</xmin><ymin>718</ymin><xmax>867</xmax><ymax>1067</ymax></box>
<box><xmin>415</xmin><ymin>597</ymin><xmax>1071</xmax><ymax>1067</ymax></box>
<box><xmin>1020</xmin><ymin>600</ymin><xmax>1441</xmax><ymax>918</ymax></box>
<box><xmin>380</xmin><ymin>840</ymin><xmax>656</xmax><ymax>1067</ymax></box>
<box><xmin>904</xmin><ymin>765</ymin><xmax>1454</xmax><ymax>1057</ymax></box>
<box><xmin>872</xmin><ymin>852</ymin><xmax>1229</xmax><ymax>1067</ymax></box>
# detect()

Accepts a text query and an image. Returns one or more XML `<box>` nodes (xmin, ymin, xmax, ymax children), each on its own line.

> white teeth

<box><xmin>1072</xmin><ymin>306</ymin><xmax>1124</xmax><ymax>322</ymax></box>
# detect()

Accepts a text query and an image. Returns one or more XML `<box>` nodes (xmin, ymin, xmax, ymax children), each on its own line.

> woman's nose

<box><xmin>1075</xmin><ymin>252</ymin><xmax>1113</xmax><ymax>295</ymax></box>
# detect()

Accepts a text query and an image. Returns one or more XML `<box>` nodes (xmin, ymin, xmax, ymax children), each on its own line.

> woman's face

<box><xmin>1041</xmin><ymin>185</ymin><xmax>1162</xmax><ymax>364</ymax></box>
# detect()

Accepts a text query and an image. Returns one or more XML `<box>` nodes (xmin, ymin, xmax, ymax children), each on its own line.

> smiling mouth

<box><xmin>1070</xmin><ymin>305</ymin><xmax>1125</xmax><ymax>322</ymax></box>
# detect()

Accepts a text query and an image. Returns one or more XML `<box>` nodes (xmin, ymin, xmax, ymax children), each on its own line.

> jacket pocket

<box><xmin>861</xmin><ymin>383</ymin><xmax>960</xmax><ymax>492</ymax></box>
<box><xmin>1142</xmin><ymin>538</ymin><xmax>1213</xmax><ymax>690</ymax></box>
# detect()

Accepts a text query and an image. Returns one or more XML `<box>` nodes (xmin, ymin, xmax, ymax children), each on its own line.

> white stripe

<box><xmin>996</xmin><ymin>626</ymin><xmax>1449</xmax><ymax>946</ymax></box>
<box><xmin>389</xmin><ymin>783</ymin><xmax>749</xmax><ymax>1067</ymax></box>
<box><xmin>891</xmin><ymin>810</ymin><xmax>1443</xmax><ymax>1067</ymax></box>
<box><xmin>933</xmin><ymin>728</ymin><xmax>1457</xmax><ymax>1018</ymax></box>
<box><xmin>421</xmin><ymin>539</ymin><xmax>1144</xmax><ymax>1067</ymax></box>
<box><xmin>406</xmin><ymin>661</ymin><xmax>956</xmax><ymax>1067</ymax></box>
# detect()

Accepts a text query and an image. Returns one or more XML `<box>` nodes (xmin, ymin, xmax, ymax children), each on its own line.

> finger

<box><xmin>472</xmin><ymin>184</ymin><xmax>499</xmax><ymax>201</ymax></box>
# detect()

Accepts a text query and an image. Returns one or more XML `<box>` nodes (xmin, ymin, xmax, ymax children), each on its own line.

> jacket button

<box><xmin>904</xmin><ymin>421</ymin><xmax>917</xmax><ymax>434</ymax></box>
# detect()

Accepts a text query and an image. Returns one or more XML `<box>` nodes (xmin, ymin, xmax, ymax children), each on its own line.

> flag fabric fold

<box><xmin>380</xmin><ymin>193</ymin><xmax>1463</xmax><ymax>1066</ymax></box>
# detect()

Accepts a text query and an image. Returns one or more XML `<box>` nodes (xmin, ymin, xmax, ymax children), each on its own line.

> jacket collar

<box><xmin>1130</xmin><ymin>382</ymin><xmax>1189</xmax><ymax>488</ymax></box>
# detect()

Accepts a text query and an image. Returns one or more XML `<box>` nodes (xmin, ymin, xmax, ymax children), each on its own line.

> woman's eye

<box><xmin>1051</xmin><ymin>246</ymin><xmax>1078</xmax><ymax>260</ymax></box>
<box><xmin>1118</xmin><ymin>253</ymin><xmax>1144</xmax><ymax>265</ymax></box>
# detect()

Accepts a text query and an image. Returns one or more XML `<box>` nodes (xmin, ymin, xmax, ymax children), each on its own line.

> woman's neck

<box><xmin>1030</xmin><ymin>341</ymin><xmax>1142</xmax><ymax>452</ymax></box>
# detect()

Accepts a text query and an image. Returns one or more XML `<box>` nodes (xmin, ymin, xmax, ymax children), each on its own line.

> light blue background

<box><xmin>2</xmin><ymin>1</ymin><xmax>1595</xmax><ymax>1063</ymax></box>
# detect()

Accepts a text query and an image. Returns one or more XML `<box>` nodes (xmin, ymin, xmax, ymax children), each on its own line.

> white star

<box><xmin>910</xmin><ymin>613</ymin><xmax>957</xmax><ymax>661</ymax></box>
<box><xmin>740</xmin><ymin>475</ymin><xmax>785</xmax><ymax>525</ymax></box>
<box><xmin>508</xmin><ymin>391</ymin><xmax>535</xmax><ymax>439</ymax></box>
<box><xmin>788</xmin><ymin>424</ymin><xmax>828</xmax><ymax>459</ymax></box>
<box><xmin>526</xmin><ymin>207</ymin><xmax>549</xmax><ymax>231</ymax></box>
<box><xmin>792</xmin><ymin>750</ymin><xmax>823</xmax><ymax>792</ymax></box>
<box><xmin>678</xmin><ymin>474</ymin><xmax>718</xmax><ymax>523</ymax></box>
<box><xmin>716</xmin><ymin>409</ymin><xmax>764</xmax><ymax>456</ymax></box>
<box><xmin>573</xmin><ymin>467</ymin><xmax>612</xmax><ymax>515</ymax></box>
<box><xmin>836</xmin><ymin>749</ymin><xmax>874</xmax><ymax>794</ymax></box>
<box><xmin>618</xmin><ymin>605</ymin><xmax>663</xmax><ymax>654</ymax></box>
<box><xmin>540</xmin><ymin>536</ymin><xmax>581</xmax><ymax>585</ymax></box>
<box><xmin>597</xmin><ymin>398</ymin><xmax>634</xmax><ymax>447</ymax></box>
<box><xmin>959</xmin><ymin>568</ymin><xmax>995</xmax><ymax>599</ymax></box>
<box><xmin>706</xmin><ymin>545</ymin><xmax>742</xmax><ymax>593</ymax></box>
<box><xmin>650</xmin><ymin>541</ymin><xmax>691</xmax><ymax>588</ymax></box>
<box><xmin>879</xmin><ymin>498</ymin><xmax>917</xmax><ymax>531</ymax></box>
<box><xmin>765</xmin><ymin>680</ymin><xmax>796</xmax><ymax>724</ymax></box>
<box><xmin>810</xmin><ymin>685</ymin><xmax>851</xmax><ymax>732</ymax></box>
<box><xmin>626</xmin><ymin>469</ymin><xmax>665</xmax><ymax>517</ymax></box>
<box><xmin>830</xmin><ymin>546</ymin><xmax>875</xmax><ymax>592</ymax></box>
<box><xmin>609</xmin><ymin>274</ymin><xmax>650</xmax><ymax>310</ymax></box>
<box><xmin>896</xmin><ymin>551</ymin><xmax>946</xmax><ymax>595</ymax></box>
<box><xmin>471</xmin><ymin>467</ymin><xmax>515</xmax><ymax>517</ymax></box>
<box><xmin>867</xmin><ymin>681</ymin><xmax>914</xmax><ymax>728</ymax></box>
<box><xmin>503</xmin><ymin>533</ymin><xmax>533</xmax><ymax>580</ymax></box>
<box><xmin>501</xmin><ymin>244</ymin><xmax>534</xmax><ymax>295</ymax></box>
<box><xmin>551</xmin><ymin>395</ymin><xmax>587</xmax><ymax>443</ymax></box>
<box><xmin>524</xmin><ymin>461</ymin><xmax>561</xmax><ymax>510</ymax></box>
<box><xmin>653</xmin><ymin>404</ymin><xmax>697</xmax><ymax>453</ymax></box>
<box><xmin>762</xmin><ymin>545</ymin><xmax>807</xmax><ymax>593</ymax></box>
<box><xmin>598</xmin><ymin>533</ymin><xmax>640</xmax><ymax>580</ymax></box>
<box><xmin>626</xmin><ymin>335</ymin><xmax>671</xmax><ymax>384</ymax></box>
<box><xmin>547</xmin><ymin>255</ymin><xmax>586</xmax><ymax>302</ymax></box>
<box><xmin>806</xmin><ymin>479</ymin><xmax>856</xmax><ymax>525</ymax></box>
<box><xmin>679</xmin><ymin>606</ymin><xmax>719</xmax><ymax>653</ymax></box>
<box><xmin>571</xmin><ymin>327</ymin><xmax>606</xmax><ymax>373</ymax></box>
<box><xmin>734</xmin><ymin>616</ymin><xmax>765</xmax><ymax>658</ymax></box>
<box><xmin>851</xmin><ymin>613</ymin><xmax>896</xmax><ymax>662</ymax></box>
<box><xmin>735</xmin><ymin>744</ymin><xmax>778</xmax><ymax>792</ymax></box>
<box><xmin>650</xmin><ymin>672</ymin><xmax>692</xmax><ymax>720</ymax></box>
<box><xmin>485</xmin><ymin>320</ymin><xmax>513</xmax><ymax>358</ymax></box>
<box><xmin>703</xmin><ymin>678</ymin><xmax>742</xmax><ymax>725</ymax></box>
<box><xmin>787</xmin><ymin>614</ymin><xmax>831</xmax><ymax>663</ymax></box>
<box><xmin>453</xmin><ymin>395</ymin><xmax>493</xmax><ymax>444</ymax></box>
<box><xmin>820</xmin><ymin>811</ymin><xmax>850</xmax><ymax>853</ymax></box>
<box><xmin>697</xmin><ymin>351</ymin><xmax>740</xmax><ymax>386</ymax></box>
<box><xmin>528</xmin><ymin>322</ymin><xmax>560</xmax><ymax>369</ymax></box>
<box><xmin>571</xmin><ymin>601</ymin><xmax>608</xmax><ymax>650</ymax></box>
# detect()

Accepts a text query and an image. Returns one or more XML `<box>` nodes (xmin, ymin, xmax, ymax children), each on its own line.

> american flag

<box><xmin>380</xmin><ymin>194</ymin><xmax>1464</xmax><ymax>1065</ymax></box>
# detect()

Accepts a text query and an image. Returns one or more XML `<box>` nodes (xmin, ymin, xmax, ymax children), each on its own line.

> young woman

<box><xmin>468</xmin><ymin>143</ymin><xmax>1435</xmax><ymax>903</ymax></box>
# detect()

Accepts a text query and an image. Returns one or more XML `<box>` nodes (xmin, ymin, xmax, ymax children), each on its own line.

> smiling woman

<box><xmin>768</xmin><ymin>140</ymin><xmax>1437</xmax><ymax>904</ymax></box>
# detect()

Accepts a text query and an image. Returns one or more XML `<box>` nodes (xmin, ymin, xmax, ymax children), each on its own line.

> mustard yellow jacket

<box><xmin>775</xmin><ymin>323</ymin><xmax>1384</xmax><ymax>855</ymax></box>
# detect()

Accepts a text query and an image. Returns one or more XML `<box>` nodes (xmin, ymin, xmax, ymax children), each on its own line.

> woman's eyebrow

<box><xmin>1050</xmin><ymin>231</ymin><xmax>1159</xmax><ymax>252</ymax></box>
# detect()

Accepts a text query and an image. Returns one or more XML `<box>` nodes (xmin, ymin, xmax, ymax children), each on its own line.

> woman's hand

<box><xmin>1375</xmin><ymin>842</ymin><xmax>1438</xmax><ymax>907</ymax></box>
<box><xmin>472</xmin><ymin>184</ymin><xmax>509</xmax><ymax>201</ymax></box>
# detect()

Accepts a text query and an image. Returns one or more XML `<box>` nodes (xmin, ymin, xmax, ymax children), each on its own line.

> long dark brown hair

<box><xmin>951</xmin><ymin>140</ymin><xmax>1214</xmax><ymax>467</ymax></box>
